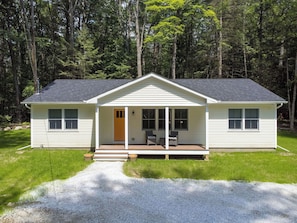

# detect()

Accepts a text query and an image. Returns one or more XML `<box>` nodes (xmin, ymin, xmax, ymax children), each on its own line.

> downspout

<box><xmin>24</xmin><ymin>103</ymin><xmax>32</xmax><ymax>148</ymax></box>
<box><xmin>276</xmin><ymin>103</ymin><xmax>284</xmax><ymax>150</ymax></box>
<box><xmin>277</xmin><ymin>103</ymin><xmax>283</xmax><ymax>109</ymax></box>
<box><xmin>25</xmin><ymin>103</ymin><xmax>31</xmax><ymax>109</ymax></box>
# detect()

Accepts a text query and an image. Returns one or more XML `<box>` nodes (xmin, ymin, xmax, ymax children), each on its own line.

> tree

<box><xmin>59</xmin><ymin>27</ymin><xmax>103</xmax><ymax>79</ymax></box>
<box><xmin>133</xmin><ymin>0</ymin><xmax>146</xmax><ymax>77</ymax></box>
<box><xmin>145</xmin><ymin>0</ymin><xmax>185</xmax><ymax>79</ymax></box>
<box><xmin>19</xmin><ymin>0</ymin><xmax>39</xmax><ymax>93</ymax></box>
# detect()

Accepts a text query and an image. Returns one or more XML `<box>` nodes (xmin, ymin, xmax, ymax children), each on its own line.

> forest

<box><xmin>0</xmin><ymin>0</ymin><xmax>296</xmax><ymax>129</ymax></box>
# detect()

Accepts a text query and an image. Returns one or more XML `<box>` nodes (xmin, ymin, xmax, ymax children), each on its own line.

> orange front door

<box><xmin>114</xmin><ymin>109</ymin><xmax>125</xmax><ymax>141</ymax></box>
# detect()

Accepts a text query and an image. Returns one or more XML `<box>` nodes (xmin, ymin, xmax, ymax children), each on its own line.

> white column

<box><xmin>95</xmin><ymin>106</ymin><xmax>100</xmax><ymax>149</ymax></box>
<box><xmin>205</xmin><ymin>105</ymin><xmax>209</xmax><ymax>150</ymax></box>
<box><xmin>125</xmin><ymin>106</ymin><xmax>128</xmax><ymax>150</ymax></box>
<box><xmin>165</xmin><ymin>106</ymin><xmax>169</xmax><ymax>150</ymax></box>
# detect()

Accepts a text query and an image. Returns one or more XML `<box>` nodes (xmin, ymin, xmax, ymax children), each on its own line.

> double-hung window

<box><xmin>142</xmin><ymin>109</ymin><xmax>155</xmax><ymax>129</ymax></box>
<box><xmin>229</xmin><ymin>109</ymin><xmax>242</xmax><ymax>129</ymax></box>
<box><xmin>49</xmin><ymin>109</ymin><xmax>62</xmax><ymax>129</ymax></box>
<box><xmin>174</xmin><ymin>109</ymin><xmax>188</xmax><ymax>130</ymax></box>
<box><xmin>228</xmin><ymin>108</ymin><xmax>259</xmax><ymax>130</ymax></box>
<box><xmin>48</xmin><ymin>109</ymin><xmax>78</xmax><ymax>130</ymax></box>
<box><xmin>245</xmin><ymin>109</ymin><xmax>259</xmax><ymax>129</ymax></box>
<box><xmin>158</xmin><ymin>109</ymin><xmax>172</xmax><ymax>130</ymax></box>
<box><xmin>65</xmin><ymin>109</ymin><xmax>78</xmax><ymax>129</ymax></box>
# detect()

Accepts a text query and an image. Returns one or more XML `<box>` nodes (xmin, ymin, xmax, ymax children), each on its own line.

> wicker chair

<box><xmin>146</xmin><ymin>130</ymin><xmax>157</xmax><ymax>145</ymax></box>
<box><xmin>169</xmin><ymin>131</ymin><xmax>178</xmax><ymax>146</ymax></box>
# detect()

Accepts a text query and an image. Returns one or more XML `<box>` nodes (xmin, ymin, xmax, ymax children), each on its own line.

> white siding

<box><xmin>208</xmin><ymin>104</ymin><xmax>276</xmax><ymax>148</ymax></box>
<box><xmin>99</xmin><ymin>107</ymin><xmax>206</xmax><ymax>145</ymax></box>
<box><xmin>31</xmin><ymin>104</ymin><xmax>95</xmax><ymax>148</ymax></box>
<box><xmin>98</xmin><ymin>78</ymin><xmax>206</xmax><ymax>106</ymax></box>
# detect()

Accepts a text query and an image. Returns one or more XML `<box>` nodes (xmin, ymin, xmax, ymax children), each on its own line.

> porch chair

<box><xmin>146</xmin><ymin>130</ymin><xmax>157</xmax><ymax>145</ymax></box>
<box><xmin>169</xmin><ymin>131</ymin><xmax>178</xmax><ymax>146</ymax></box>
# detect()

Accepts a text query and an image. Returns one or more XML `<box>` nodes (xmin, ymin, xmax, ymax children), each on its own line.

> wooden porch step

<box><xmin>93</xmin><ymin>150</ymin><xmax>128</xmax><ymax>161</ymax></box>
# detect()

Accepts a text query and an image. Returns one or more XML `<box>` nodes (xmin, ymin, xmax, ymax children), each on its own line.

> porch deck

<box><xmin>94</xmin><ymin>144</ymin><xmax>209</xmax><ymax>161</ymax></box>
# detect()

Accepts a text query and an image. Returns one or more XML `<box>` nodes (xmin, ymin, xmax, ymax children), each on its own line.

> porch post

<box><xmin>165</xmin><ymin>106</ymin><xmax>169</xmax><ymax>150</ymax></box>
<box><xmin>205</xmin><ymin>105</ymin><xmax>209</xmax><ymax>150</ymax></box>
<box><xmin>125</xmin><ymin>106</ymin><xmax>128</xmax><ymax>150</ymax></box>
<box><xmin>95</xmin><ymin>105</ymin><xmax>100</xmax><ymax>149</ymax></box>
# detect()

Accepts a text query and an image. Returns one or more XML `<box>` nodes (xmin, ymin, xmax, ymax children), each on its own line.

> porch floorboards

<box><xmin>98</xmin><ymin>144</ymin><xmax>206</xmax><ymax>151</ymax></box>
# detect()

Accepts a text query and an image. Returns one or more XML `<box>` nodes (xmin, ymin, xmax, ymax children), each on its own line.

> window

<box><xmin>228</xmin><ymin>108</ymin><xmax>259</xmax><ymax>130</ymax></box>
<box><xmin>229</xmin><ymin>109</ymin><xmax>242</xmax><ymax>129</ymax></box>
<box><xmin>142</xmin><ymin>109</ymin><xmax>155</xmax><ymax>129</ymax></box>
<box><xmin>158</xmin><ymin>109</ymin><xmax>172</xmax><ymax>130</ymax></box>
<box><xmin>65</xmin><ymin>109</ymin><xmax>78</xmax><ymax>129</ymax></box>
<box><xmin>245</xmin><ymin>109</ymin><xmax>259</xmax><ymax>129</ymax></box>
<box><xmin>48</xmin><ymin>109</ymin><xmax>78</xmax><ymax>130</ymax></box>
<box><xmin>49</xmin><ymin>109</ymin><xmax>62</xmax><ymax>129</ymax></box>
<box><xmin>175</xmin><ymin>109</ymin><xmax>188</xmax><ymax>130</ymax></box>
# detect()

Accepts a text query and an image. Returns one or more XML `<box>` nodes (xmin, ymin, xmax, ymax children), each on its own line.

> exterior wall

<box><xmin>99</xmin><ymin>106</ymin><xmax>206</xmax><ymax>145</ymax></box>
<box><xmin>31</xmin><ymin>104</ymin><xmax>95</xmax><ymax>148</ymax></box>
<box><xmin>208</xmin><ymin>104</ymin><xmax>276</xmax><ymax>149</ymax></box>
<box><xmin>31</xmin><ymin>102</ymin><xmax>277</xmax><ymax>149</ymax></box>
<box><xmin>98</xmin><ymin>78</ymin><xmax>206</xmax><ymax>107</ymax></box>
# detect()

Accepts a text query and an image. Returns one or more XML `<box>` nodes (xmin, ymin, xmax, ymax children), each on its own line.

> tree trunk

<box><xmin>286</xmin><ymin>58</ymin><xmax>291</xmax><ymax>124</ymax></box>
<box><xmin>171</xmin><ymin>35</ymin><xmax>177</xmax><ymax>79</ymax></box>
<box><xmin>7</xmin><ymin>40</ymin><xmax>21</xmax><ymax>123</ymax></box>
<box><xmin>218</xmin><ymin>13</ymin><xmax>223</xmax><ymax>78</ymax></box>
<box><xmin>279</xmin><ymin>40</ymin><xmax>285</xmax><ymax>67</ymax></box>
<box><xmin>135</xmin><ymin>0</ymin><xmax>143</xmax><ymax>78</ymax></box>
<box><xmin>20</xmin><ymin>0</ymin><xmax>39</xmax><ymax>93</ymax></box>
<box><xmin>67</xmin><ymin>0</ymin><xmax>78</xmax><ymax>57</ymax></box>
<box><xmin>242</xmin><ymin>9</ymin><xmax>248</xmax><ymax>78</ymax></box>
<box><xmin>290</xmin><ymin>51</ymin><xmax>297</xmax><ymax>130</ymax></box>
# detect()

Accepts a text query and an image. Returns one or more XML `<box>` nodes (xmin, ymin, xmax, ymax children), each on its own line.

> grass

<box><xmin>124</xmin><ymin>130</ymin><xmax>297</xmax><ymax>184</ymax></box>
<box><xmin>1</xmin><ymin>129</ymin><xmax>297</xmax><ymax>215</ymax></box>
<box><xmin>0</xmin><ymin>129</ymin><xmax>91</xmax><ymax>214</ymax></box>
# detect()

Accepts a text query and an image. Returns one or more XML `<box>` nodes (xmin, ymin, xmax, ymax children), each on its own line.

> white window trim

<box><xmin>228</xmin><ymin>108</ymin><xmax>260</xmax><ymax>131</ymax></box>
<box><xmin>174</xmin><ymin>108</ymin><xmax>188</xmax><ymax>131</ymax></box>
<box><xmin>48</xmin><ymin>109</ymin><xmax>78</xmax><ymax>131</ymax></box>
<box><xmin>142</xmin><ymin>109</ymin><xmax>156</xmax><ymax>130</ymax></box>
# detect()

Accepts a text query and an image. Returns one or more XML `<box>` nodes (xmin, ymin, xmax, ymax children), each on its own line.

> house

<box><xmin>22</xmin><ymin>73</ymin><xmax>286</xmax><ymax>160</ymax></box>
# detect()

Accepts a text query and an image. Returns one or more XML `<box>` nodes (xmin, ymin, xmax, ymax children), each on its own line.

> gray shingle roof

<box><xmin>22</xmin><ymin>79</ymin><xmax>131</xmax><ymax>103</ymax></box>
<box><xmin>22</xmin><ymin>77</ymin><xmax>285</xmax><ymax>104</ymax></box>
<box><xmin>173</xmin><ymin>78</ymin><xmax>285</xmax><ymax>102</ymax></box>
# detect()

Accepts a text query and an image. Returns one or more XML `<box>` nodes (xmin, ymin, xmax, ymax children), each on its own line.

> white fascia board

<box><xmin>213</xmin><ymin>101</ymin><xmax>287</xmax><ymax>104</ymax></box>
<box><xmin>86</xmin><ymin>72</ymin><xmax>218</xmax><ymax>104</ymax></box>
<box><xmin>98</xmin><ymin>103</ymin><xmax>207</xmax><ymax>107</ymax></box>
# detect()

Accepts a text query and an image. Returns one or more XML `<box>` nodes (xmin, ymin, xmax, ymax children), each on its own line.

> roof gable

<box><xmin>95</xmin><ymin>75</ymin><xmax>208</xmax><ymax>106</ymax></box>
<box><xmin>87</xmin><ymin>73</ymin><xmax>216</xmax><ymax>104</ymax></box>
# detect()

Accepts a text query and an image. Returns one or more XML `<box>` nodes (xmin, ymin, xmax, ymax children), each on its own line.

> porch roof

<box><xmin>22</xmin><ymin>73</ymin><xmax>286</xmax><ymax>104</ymax></box>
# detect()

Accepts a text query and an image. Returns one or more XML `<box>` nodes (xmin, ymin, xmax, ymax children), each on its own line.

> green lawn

<box><xmin>124</xmin><ymin>130</ymin><xmax>297</xmax><ymax>184</ymax></box>
<box><xmin>0</xmin><ymin>129</ymin><xmax>91</xmax><ymax>214</ymax></box>
<box><xmin>1</xmin><ymin>129</ymin><xmax>297</xmax><ymax>215</ymax></box>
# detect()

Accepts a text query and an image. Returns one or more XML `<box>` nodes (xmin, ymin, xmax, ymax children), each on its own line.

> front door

<box><xmin>114</xmin><ymin>109</ymin><xmax>125</xmax><ymax>141</ymax></box>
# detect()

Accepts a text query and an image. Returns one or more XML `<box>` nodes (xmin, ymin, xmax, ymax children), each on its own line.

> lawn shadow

<box><xmin>0</xmin><ymin>130</ymin><xmax>30</xmax><ymax>150</ymax></box>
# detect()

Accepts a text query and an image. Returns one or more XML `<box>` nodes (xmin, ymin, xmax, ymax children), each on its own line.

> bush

<box><xmin>0</xmin><ymin>115</ymin><xmax>12</xmax><ymax>126</ymax></box>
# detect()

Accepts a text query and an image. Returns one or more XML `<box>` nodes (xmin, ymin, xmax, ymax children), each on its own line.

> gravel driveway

<box><xmin>1</xmin><ymin>162</ymin><xmax>297</xmax><ymax>223</ymax></box>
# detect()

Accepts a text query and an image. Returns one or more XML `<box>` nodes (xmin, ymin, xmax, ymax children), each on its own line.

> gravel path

<box><xmin>1</xmin><ymin>162</ymin><xmax>297</xmax><ymax>223</ymax></box>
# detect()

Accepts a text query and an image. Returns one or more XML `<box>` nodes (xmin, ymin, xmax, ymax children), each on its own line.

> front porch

<box><xmin>93</xmin><ymin>144</ymin><xmax>209</xmax><ymax>161</ymax></box>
